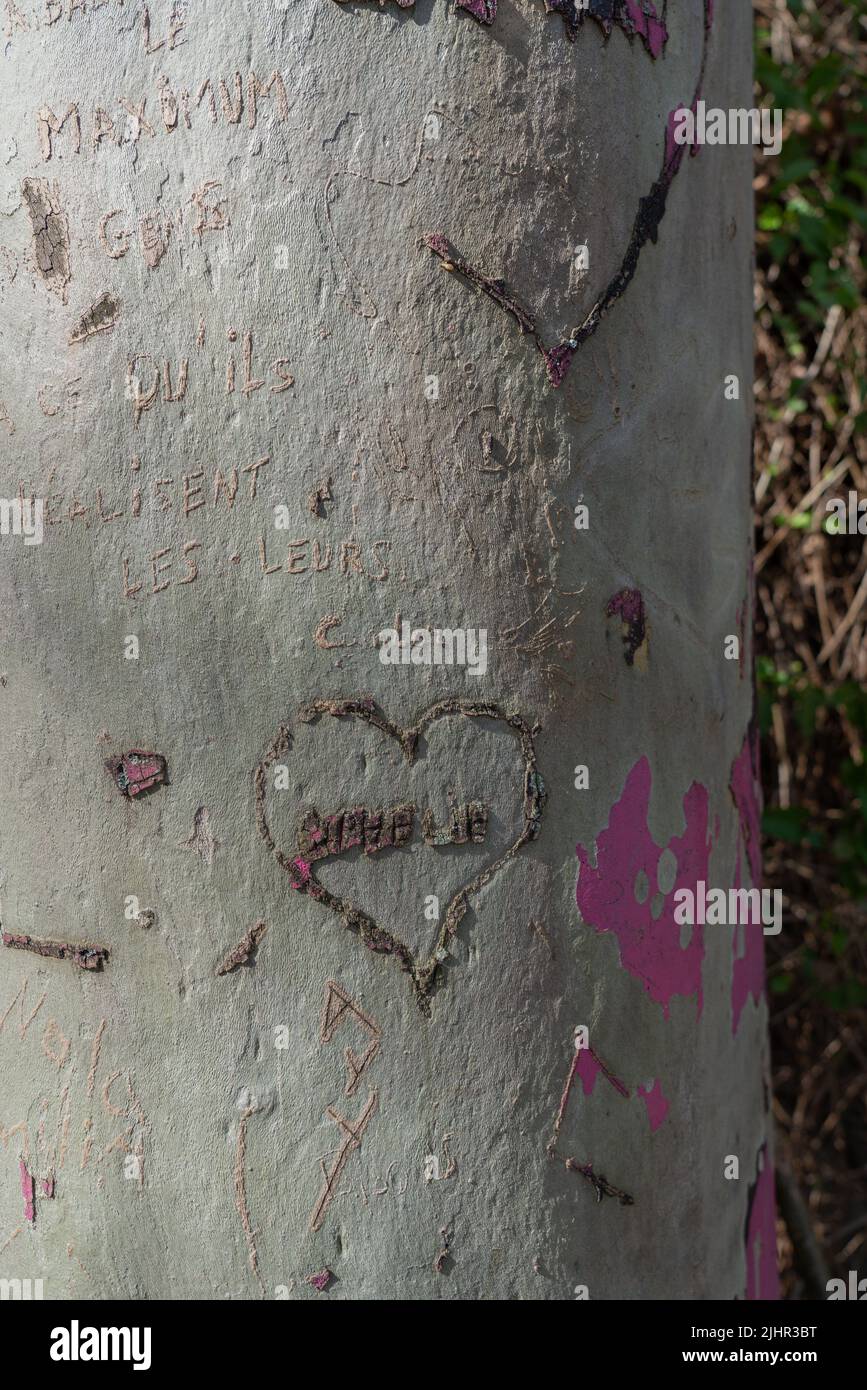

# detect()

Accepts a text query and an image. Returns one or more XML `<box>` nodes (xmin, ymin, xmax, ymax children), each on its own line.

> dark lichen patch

<box><xmin>606</xmin><ymin>588</ymin><xmax>647</xmax><ymax>667</ymax></box>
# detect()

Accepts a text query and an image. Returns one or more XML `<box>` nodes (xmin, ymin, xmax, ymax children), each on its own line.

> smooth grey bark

<box><xmin>0</xmin><ymin>0</ymin><xmax>773</xmax><ymax>1300</ymax></box>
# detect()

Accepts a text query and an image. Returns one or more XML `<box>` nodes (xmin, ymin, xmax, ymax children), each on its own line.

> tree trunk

<box><xmin>0</xmin><ymin>0</ymin><xmax>776</xmax><ymax>1300</ymax></box>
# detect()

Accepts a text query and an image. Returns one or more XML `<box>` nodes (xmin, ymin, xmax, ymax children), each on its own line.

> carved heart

<box><xmin>254</xmin><ymin>698</ymin><xmax>545</xmax><ymax>1014</ymax></box>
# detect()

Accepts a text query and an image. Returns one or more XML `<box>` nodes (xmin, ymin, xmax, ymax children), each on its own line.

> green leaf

<box><xmin>762</xmin><ymin>807</ymin><xmax>810</xmax><ymax>843</ymax></box>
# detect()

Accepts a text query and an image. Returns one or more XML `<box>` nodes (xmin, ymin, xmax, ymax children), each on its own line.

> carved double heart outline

<box><xmin>253</xmin><ymin>697</ymin><xmax>546</xmax><ymax>1015</ymax></box>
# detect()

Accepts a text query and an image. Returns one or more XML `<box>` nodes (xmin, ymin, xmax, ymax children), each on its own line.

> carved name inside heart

<box><xmin>253</xmin><ymin>697</ymin><xmax>546</xmax><ymax>1014</ymax></box>
<box><xmin>297</xmin><ymin>800</ymin><xmax>490</xmax><ymax>860</ymax></box>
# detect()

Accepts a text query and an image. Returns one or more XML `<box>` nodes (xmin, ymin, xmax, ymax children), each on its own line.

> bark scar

<box><xmin>69</xmin><ymin>291</ymin><xmax>121</xmax><ymax>345</ymax></box>
<box><xmin>2</xmin><ymin>931</ymin><xmax>109</xmax><ymax>972</ymax></box>
<box><xmin>21</xmin><ymin>177</ymin><xmax>71</xmax><ymax>303</ymax></box>
<box><xmin>216</xmin><ymin>922</ymin><xmax>268</xmax><ymax>975</ymax></box>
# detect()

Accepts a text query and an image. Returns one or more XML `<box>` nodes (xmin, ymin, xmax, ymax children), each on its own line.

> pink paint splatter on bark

<box><xmin>20</xmin><ymin>1159</ymin><xmax>35</xmax><ymax>1223</ymax></box>
<box><xmin>637</xmin><ymin>1078</ymin><xmax>670</xmax><ymax>1131</ymax></box>
<box><xmin>745</xmin><ymin>1147</ymin><xmax>780</xmax><ymax>1300</ymax></box>
<box><xmin>456</xmin><ymin>0</ymin><xmax>497</xmax><ymax>21</ymax></box>
<box><xmin>576</xmin><ymin>757</ymin><xmax>714</xmax><ymax>1018</ymax></box>
<box><xmin>730</xmin><ymin>730</ymin><xmax>766</xmax><ymax>1032</ymax></box>
<box><xmin>546</xmin><ymin>0</ymin><xmax>668</xmax><ymax>56</ymax></box>
<box><xmin>574</xmin><ymin>1045</ymin><xmax>630</xmax><ymax>1098</ymax></box>
<box><xmin>730</xmin><ymin>730</ymin><xmax>762</xmax><ymax>886</ymax></box>
<box><xmin>664</xmin><ymin>99</ymin><xmax>702</xmax><ymax>181</ymax></box>
<box><xmin>306</xmin><ymin>1268</ymin><xmax>334</xmax><ymax>1292</ymax></box>
<box><xmin>575</xmin><ymin>1046</ymin><xmax>602</xmax><ymax>1095</ymax></box>
<box><xmin>289</xmin><ymin>858</ymin><xmax>312</xmax><ymax>887</ymax></box>
<box><xmin>731</xmin><ymin>852</ymin><xmax>766</xmax><ymax>1034</ymax></box>
<box><xmin>289</xmin><ymin>856</ymin><xmax>325</xmax><ymax>902</ymax></box>
<box><xmin>622</xmin><ymin>0</ymin><xmax>667</xmax><ymax>58</ymax></box>
<box><xmin>543</xmin><ymin>342</ymin><xmax>575</xmax><ymax>387</ymax></box>
<box><xmin>105</xmin><ymin>749</ymin><xmax>168</xmax><ymax>798</ymax></box>
<box><xmin>41</xmin><ymin>1177</ymin><xmax>55</xmax><ymax>1198</ymax></box>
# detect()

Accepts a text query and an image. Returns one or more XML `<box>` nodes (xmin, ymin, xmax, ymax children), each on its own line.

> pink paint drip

<box><xmin>622</xmin><ymin>0</ymin><xmax>667</xmax><ymax>59</ymax></box>
<box><xmin>730</xmin><ymin>731</ymin><xmax>766</xmax><ymax>1033</ymax></box>
<box><xmin>576</xmin><ymin>757</ymin><xmax>714</xmax><ymax>1019</ymax></box>
<box><xmin>607</xmin><ymin>589</ymin><xmax>643</xmax><ymax>626</ymax></box>
<box><xmin>731</xmin><ymin>853</ymin><xmax>766</xmax><ymax>1034</ymax></box>
<box><xmin>664</xmin><ymin>99</ymin><xmax>701</xmax><ymax>181</ymax></box>
<box><xmin>574</xmin><ymin>1045</ymin><xmax>630</xmax><ymax>1098</ymax></box>
<box><xmin>745</xmin><ymin>1147</ymin><xmax>780</xmax><ymax>1300</ymax></box>
<box><xmin>730</xmin><ymin>731</ymin><xmax>762</xmax><ymax>886</ymax></box>
<box><xmin>575</xmin><ymin>1047</ymin><xmax>602</xmax><ymax>1095</ymax></box>
<box><xmin>41</xmin><ymin>1177</ymin><xmax>55</xmax><ymax>1198</ymax></box>
<box><xmin>543</xmin><ymin>342</ymin><xmax>575</xmax><ymax>387</ymax></box>
<box><xmin>637</xmin><ymin>1078</ymin><xmax>670</xmax><ymax>1132</ymax></box>
<box><xmin>306</xmin><ymin>1267</ymin><xmax>334</xmax><ymax>1292</ymax></box>
<box><xmin>456</xmin><ymin>0</ymin><xmax>497</xmax><ymax>21</ymax></box>
<box><xmin>19</xmin><ymin>1159</ymin><xmax>35</xmax><ymax>1223</ymax></box>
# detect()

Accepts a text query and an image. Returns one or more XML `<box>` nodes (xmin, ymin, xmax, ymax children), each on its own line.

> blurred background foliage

<box><xmin>754</xmin><ymin>0</ymin><xmax>866</xmax><ymax>1298</ymax></box>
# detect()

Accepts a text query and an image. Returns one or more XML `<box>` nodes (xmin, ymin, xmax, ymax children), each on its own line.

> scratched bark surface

<box><xmin>0</xmin><ymin>1</ymin><xmax>773</xmax><ymax>1300</ymax></box>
